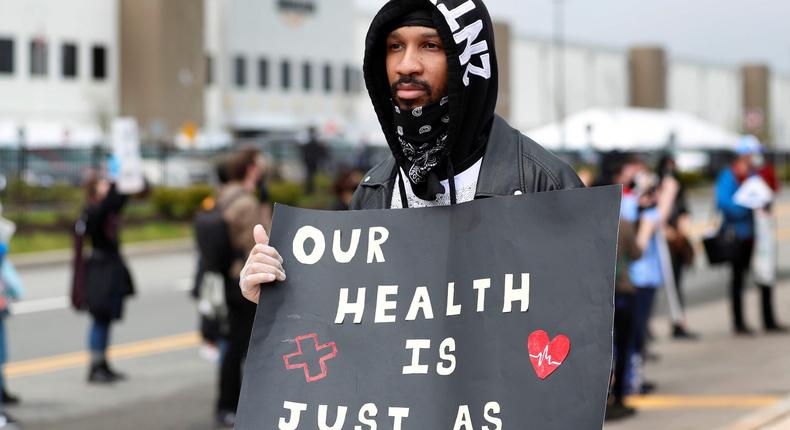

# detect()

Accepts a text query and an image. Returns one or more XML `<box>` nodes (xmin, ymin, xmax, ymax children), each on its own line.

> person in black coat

<box><xmin>81</xmin><ymin>172</ymin><xmax>135</xmax><ymax>383</ymax></box>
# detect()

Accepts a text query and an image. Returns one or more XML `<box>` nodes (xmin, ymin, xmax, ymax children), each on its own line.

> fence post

<box><xmin>16</xmin><ymin>127</ymin><xmax>26</xmax><ymax>183</ymax></box>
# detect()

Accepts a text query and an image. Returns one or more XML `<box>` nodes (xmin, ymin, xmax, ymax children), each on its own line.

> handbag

<box><xmin>703</xmin><ymin>224</ymin><xmax>737</xmax><ymax>265</ymax></box>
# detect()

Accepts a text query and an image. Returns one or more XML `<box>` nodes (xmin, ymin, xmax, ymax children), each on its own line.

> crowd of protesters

<box><xmin>593</xmin><ymin>136</ymin><xmax>787</xmax><ymax>422</ymax></box>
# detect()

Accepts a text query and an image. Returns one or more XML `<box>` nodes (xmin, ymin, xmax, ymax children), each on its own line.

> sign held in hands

<box><xmin>236</xmin><ymin>186</ymin><xmax>621</xmax><ymax>430</ymax></box>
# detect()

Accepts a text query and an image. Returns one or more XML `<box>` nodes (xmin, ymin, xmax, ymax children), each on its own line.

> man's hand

<box><xmin>239</xmin><ymin>224</ymin><xmax>285</xmax><ymax>304</ymax></box>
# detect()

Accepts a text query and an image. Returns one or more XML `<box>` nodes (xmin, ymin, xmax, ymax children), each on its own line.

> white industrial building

<box><xmin>203</xmin><ymin>0</ymin><xmax>363</xmax><ymax>140</ymax></box>
<box><xmin>0</xmin><ymin>0</ymin><xmax>788</xmax><ymax>150</ymax></box>
<box><xmin>0</xmin><ymin>0</ymin><xmax>118</xmax><ymax>147</ymax></box>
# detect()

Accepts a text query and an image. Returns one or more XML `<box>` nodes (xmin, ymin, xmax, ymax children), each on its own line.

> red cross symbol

<box><xmin>283</xmin><ymin>333</ymin><xmax>338</xmax><ymax>383</ymax></box>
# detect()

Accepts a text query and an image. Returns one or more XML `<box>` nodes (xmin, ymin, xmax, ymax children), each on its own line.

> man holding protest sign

<box><xmin>236</xmin><ymin>1</ymin><xmax>619</xmax><ymax>429</ymax></box>
<box><xmin>240</xmin><ymin>0</ymin><xmax>583</xmax><ymax>282</ymax></box>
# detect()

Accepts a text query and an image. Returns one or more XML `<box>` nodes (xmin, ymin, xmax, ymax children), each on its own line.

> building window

<box><xmin>30</xmin><ymin>39</ymin><xmax>48</xmax><ymax>77</ymax></box>
<box><xmin>258</xmin><ymin>58</ymin><xmax>269</xmax><ymax>88</ymax></box>
<box><xmin>302</xmin><ymin>62</ymin><xmax>312</xmax><ymax>91</ymax></box>
<box><xmin>0</xmin><ymin>38</ymin><xmax>13</xmax><ymax>74</ymax></box>
<box><xmin>234</xmin><ymin>55</ymin><xmax>246</xmax><ymax>87</ymax></box>
<box><xmin>323</xmin><ymin>63</ymin><xmax>332</xmax><ymax>93</ymax></box>
<box><xmin>62</xmin><ymin>43</ymin><xmax>78</xmax><ymax>78</ymax></box>
<box><xmin>92</xmin><ymin>45</ymin><xmax>107</xmax><ymax>80</ymax></box>
<box><xmin>281</xmin><ymin>60</ymin><xmax>291</xmax><ymax>90</ymax></box>
<box><xmin>354</xmin><ymin>69</ymin><xmax>363</xmax><ymax>93</ymax></box>
<box><xmin>343</xmin><ymin>65</ymin><xmax>353</xmax><ymax>94</ymax></box>
<box><xmin>205</xmin><ymin>54</ymin><xmax>213</xmax><ymax>85</ymax></box>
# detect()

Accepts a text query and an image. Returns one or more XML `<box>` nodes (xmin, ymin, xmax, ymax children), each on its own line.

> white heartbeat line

<box><xmin>529</xmin><ymin>345</ymin><xmax>564</xmax><ymax>367</ymax></box>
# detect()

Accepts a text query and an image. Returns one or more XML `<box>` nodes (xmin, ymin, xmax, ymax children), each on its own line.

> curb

<box><xmin>723</xmin><ymin>395</ymin><xmax>790</xmax><ymax>430</ymax></box>
<box><xmin>9</xmin><ymin>238</ymin><xmax>194</xmax><ymax>269</ymax></box>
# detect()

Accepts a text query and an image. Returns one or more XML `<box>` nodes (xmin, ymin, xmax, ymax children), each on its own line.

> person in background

<box><xmin>332</xmin><ymin>167</ymin><xmax>364</xmax><ymax>211</ymax></box>
<box><xmin>716</xmin><ymin>141</ymin><xmax>760</xmax><ymax>335</ymax></box>
<box><xmin>656</xmin><ymin>154</ymin><xmax>698</xmax><ymax>340</ymax></box>
<box><xmin>749</xmin><ymin>142</ymin><xmax>787</xmax><ymax>333</ymax></box>
<box><xmin>0</xmin><ymin>206</ymin><xmax>20</xmax><ymax>429</ymax></box>
<box><xmin>625</xmin><ymin>165</ymin><xmax>679</xmax><ymax>395</ymax></box>
<box><xmin>192</xmin><ymin>157</ymin><xmax>232</xmax><ymax>363</ymax></box>
<box><xmin>300</xmin><ymin>127</ymin><xmax>329</xmax><ymax>195</ymax></box>
<box><xmin>605</xmin><ymin>154</ymin><xmax>642</xmax><ymax>421</ymax></box>
<box><xmin>80</xmin><ymin>170</ymin><xmax>136</xmax><ymax>383</ymax></box>
<box><xmin>215</xmin><ymin>146</ymin><xmax>271</xmax><ymax>428</ymax></box>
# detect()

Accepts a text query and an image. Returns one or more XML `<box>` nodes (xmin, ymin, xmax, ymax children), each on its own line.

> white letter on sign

<box><xmin>293</xmin><ymin>226</ymin><xmax>325</xmax><ymax>265</ymax></box>
<box><xmin>355</xmin><ymin>403</ymin><xmax>378</xmax><ymax>430</ymax></box>
<box><xmin>367</xmin><ymin>227</ymin><xmax>389</xmax><ymax>263</ymax></box>
<box><xmin>388</xmin><ymin>407</ymin><xmax>410</xmax><ymax>430</ymax></box>
<box><xmin>402</xmin><ymin>339</ymin><xmax>430</xmax><ymax>374</ymax></box>
<box><xmin>452</xmin><ymin>405</ymin><xmax>474</xmax><ymax>430</ymax></box>
<box><xmin>335</xmin><ymin>288</ymin><xmax>366</xmax><ymax>324</ymax></box>
<box><xmin>503</xmin><ymin>273</ymin><xmax>530</xmax><ymax>313</ymax></box>
<box><xmin>318</xmin><ymin>405</ymin><xmax>347</xmax><ymax>430</ymax></box>
<box><xmin>405</xmin><ymin>286</ymin><xmax>434</xmax><ymax>321</ymax></box>
<box><xmin>446</xmin><ymin>282</ymin><xmax>462</xmax><ymax>316</ymax></box>
<box><xmin>279</xmin><ymin>401</ymin><xmax>307</xmax><ymax>430</ymax></box>
<box><xmin>333</xmin><ymin>229</ymin><xmax>361</xmax><ymax>263</ymax></box>
<box><xmin>473</xmin><ymin>278</ymin><xmax>491</xmax><ymax>312</ymax></box>
<box><xmin>437</xmin><ymin>337</ymin><xmax>457</xmax><ymax>376</ymax></box>
<box><xmin>375</xmin><ymin>285</ymin><xmax>398</xmax><ymax>323</ymax></box>
<box><xmin>483</xmin><ymin>402</ymin><xmax>503</xmax><ymax>430</ymax></box>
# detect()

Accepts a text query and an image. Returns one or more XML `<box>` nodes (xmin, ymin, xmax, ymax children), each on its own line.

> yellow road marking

<box><xmin>3</xmin><ymin>332</ymin><xmax>787</xmax><ymax>414</ymax></box>
<box><xmin>626</xmin><ymin>395</ymin><xmax>782</xmax><ymax>410</ymax></box>
<box><xmin>5</xmin><ymin>332</ymin><xmax>201</xmax><ymax>378</ymax></box>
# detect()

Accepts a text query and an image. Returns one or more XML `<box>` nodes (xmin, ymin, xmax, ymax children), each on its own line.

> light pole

<box><xmin>553</xmin><ymin>0</ymin><xmax>567</xmax><ymax>151</ymax></box>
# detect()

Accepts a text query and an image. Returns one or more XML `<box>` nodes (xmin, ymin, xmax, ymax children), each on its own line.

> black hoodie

<box><xmin>363</xmin><ymin>0</ymin><xmax>499</xmax><ymax>200</ymax></box>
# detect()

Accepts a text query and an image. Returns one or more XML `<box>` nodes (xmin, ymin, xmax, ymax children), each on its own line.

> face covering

<box><xmin>391</xmin><ymin>96</ymin><xmax>450</xmax><ymax>199</ymax></box>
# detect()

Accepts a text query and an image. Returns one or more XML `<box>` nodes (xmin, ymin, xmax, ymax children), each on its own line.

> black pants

<box><xmin>757</xmin><ymin>284</ymin><xmax>780</xmax><ymax>328</ymax></box>
<box><xmin>611</xmin><ymin>292</ymin><xmax>635</xmax><ymax>402</ymax></box>
<box><xmin>217</xmin><ymin>291</ymin><xmax>257</xmax><ymax>412</ymax></box>
<box><xmin>729</xmin><ymin>239</ymin><xmax>753</xmax><ymax>330</ymax></box>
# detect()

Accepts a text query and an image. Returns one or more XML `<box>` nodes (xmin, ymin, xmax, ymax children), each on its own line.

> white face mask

<box><xmin>752</xmin><ymin>154</ymin><xmax>765</xmax><ymax>168</ymax></box>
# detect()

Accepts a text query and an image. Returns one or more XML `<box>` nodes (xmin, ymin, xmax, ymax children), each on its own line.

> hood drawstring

<box><xmin>446</xmin><ymin>158</ymin><xmax>457</xmax><ymax>205</ymax></box>
<box><xmin>396</xmin><ymin>162</ymin><xmax>410</xmax><ymax>209</ymax></box>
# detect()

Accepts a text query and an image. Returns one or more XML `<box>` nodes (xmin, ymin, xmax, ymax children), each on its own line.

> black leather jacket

<box><xmin>350</xmin><ymin>115</ymin><xmax>584</xmax><ymax>210</ymax></box>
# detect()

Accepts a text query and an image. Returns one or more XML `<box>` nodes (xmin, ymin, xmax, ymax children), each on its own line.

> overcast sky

<box><xmin>355</xmin><ymin>0</ymin><xmax>790</xmax><ymax>74</ymax></box>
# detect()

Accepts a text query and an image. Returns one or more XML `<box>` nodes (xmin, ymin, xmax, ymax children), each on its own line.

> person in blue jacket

<box><xmin>716</xmin><ymin>142</ymin><xmax>757</xmax><ymax>334</ymax></box>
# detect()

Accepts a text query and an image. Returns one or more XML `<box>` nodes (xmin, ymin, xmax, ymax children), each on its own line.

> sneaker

<box><xmin>672</xmin><ymin>325</ymin><xmax>700</xmax><ymax>340</ymax></box>
<box><xmin>101</xmin><ymin>362</ymin><xmax>127</xmax><ymax>381</ymax></box>
<box><xmin>605</xmin><ymin>401</ymin><xmax>636</xmax><ymax>421</ymax></box>
<box><xmin>0</xmin><ymin>412</ymin><xmax>21</xmax><ymax>429</ymax></box>
<box><xmin>734</xmin><ymin>326</ymin><xmax>755</xmax><ymax>336</ymax></box>
<box><xmin>88</xmin><ymin>364</ymin><xmax>119</xmax><ymax>384</ymax></box>
<box><xmin>640</xmin><ymin>381</ymin><xmax>657</xmax><ymax>395</ymax></box>
<box><xmin>1</xmin><ymin>389</ymin><xmax>20</xmax><ymax>406</ymax></box>
<box><xmin>216</xmin><ymin>410</ymin><xmax>236</xmax><ymax>428</ymax></box>
<box><xmin>765</xmin><ymin>324</ymin><xmax>789</xmax><ymax>334</ymax></box>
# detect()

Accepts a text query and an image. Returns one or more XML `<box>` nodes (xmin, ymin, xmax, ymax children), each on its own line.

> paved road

<box><xmin>4</xmin><ymin>189</ymin><xmax>790</xmax><ymax>429</ymax></box>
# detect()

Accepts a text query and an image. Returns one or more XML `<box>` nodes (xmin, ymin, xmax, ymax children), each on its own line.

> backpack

<box><xmin>193</xmin><ymin>197</ymin><xmax>236</xmax><ymax>276</ymax></box>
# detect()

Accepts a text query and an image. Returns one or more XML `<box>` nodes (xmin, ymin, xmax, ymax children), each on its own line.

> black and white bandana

<box><xmin>392</xmin><ymin>96</ymin><xmax>450</xmax><ymax>198</ymax></box>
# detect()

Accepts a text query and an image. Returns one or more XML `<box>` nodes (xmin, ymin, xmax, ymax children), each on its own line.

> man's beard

<box><xmin>390</xmin><ymin>76</ymin><xmax>435</xmax><ymax>109</ymax></box>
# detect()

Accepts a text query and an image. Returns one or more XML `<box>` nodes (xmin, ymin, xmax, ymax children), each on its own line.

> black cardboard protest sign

<box><xmin>236</xmin><ymin>186</ymin><xmax>621</xmax><ymax>430</ymax></box>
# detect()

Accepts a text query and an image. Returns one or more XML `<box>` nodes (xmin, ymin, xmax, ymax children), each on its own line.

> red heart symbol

<box><xmin>528</xmin><ymin>330</ymin><xmax>571</xmax><ymax>380</ymax></box>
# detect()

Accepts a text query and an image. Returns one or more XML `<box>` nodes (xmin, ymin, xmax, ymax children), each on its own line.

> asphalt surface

<box><xmin>4</xmin><ymin>189</ymin><xmax>789</xmax><ymax>429</ymax></box>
